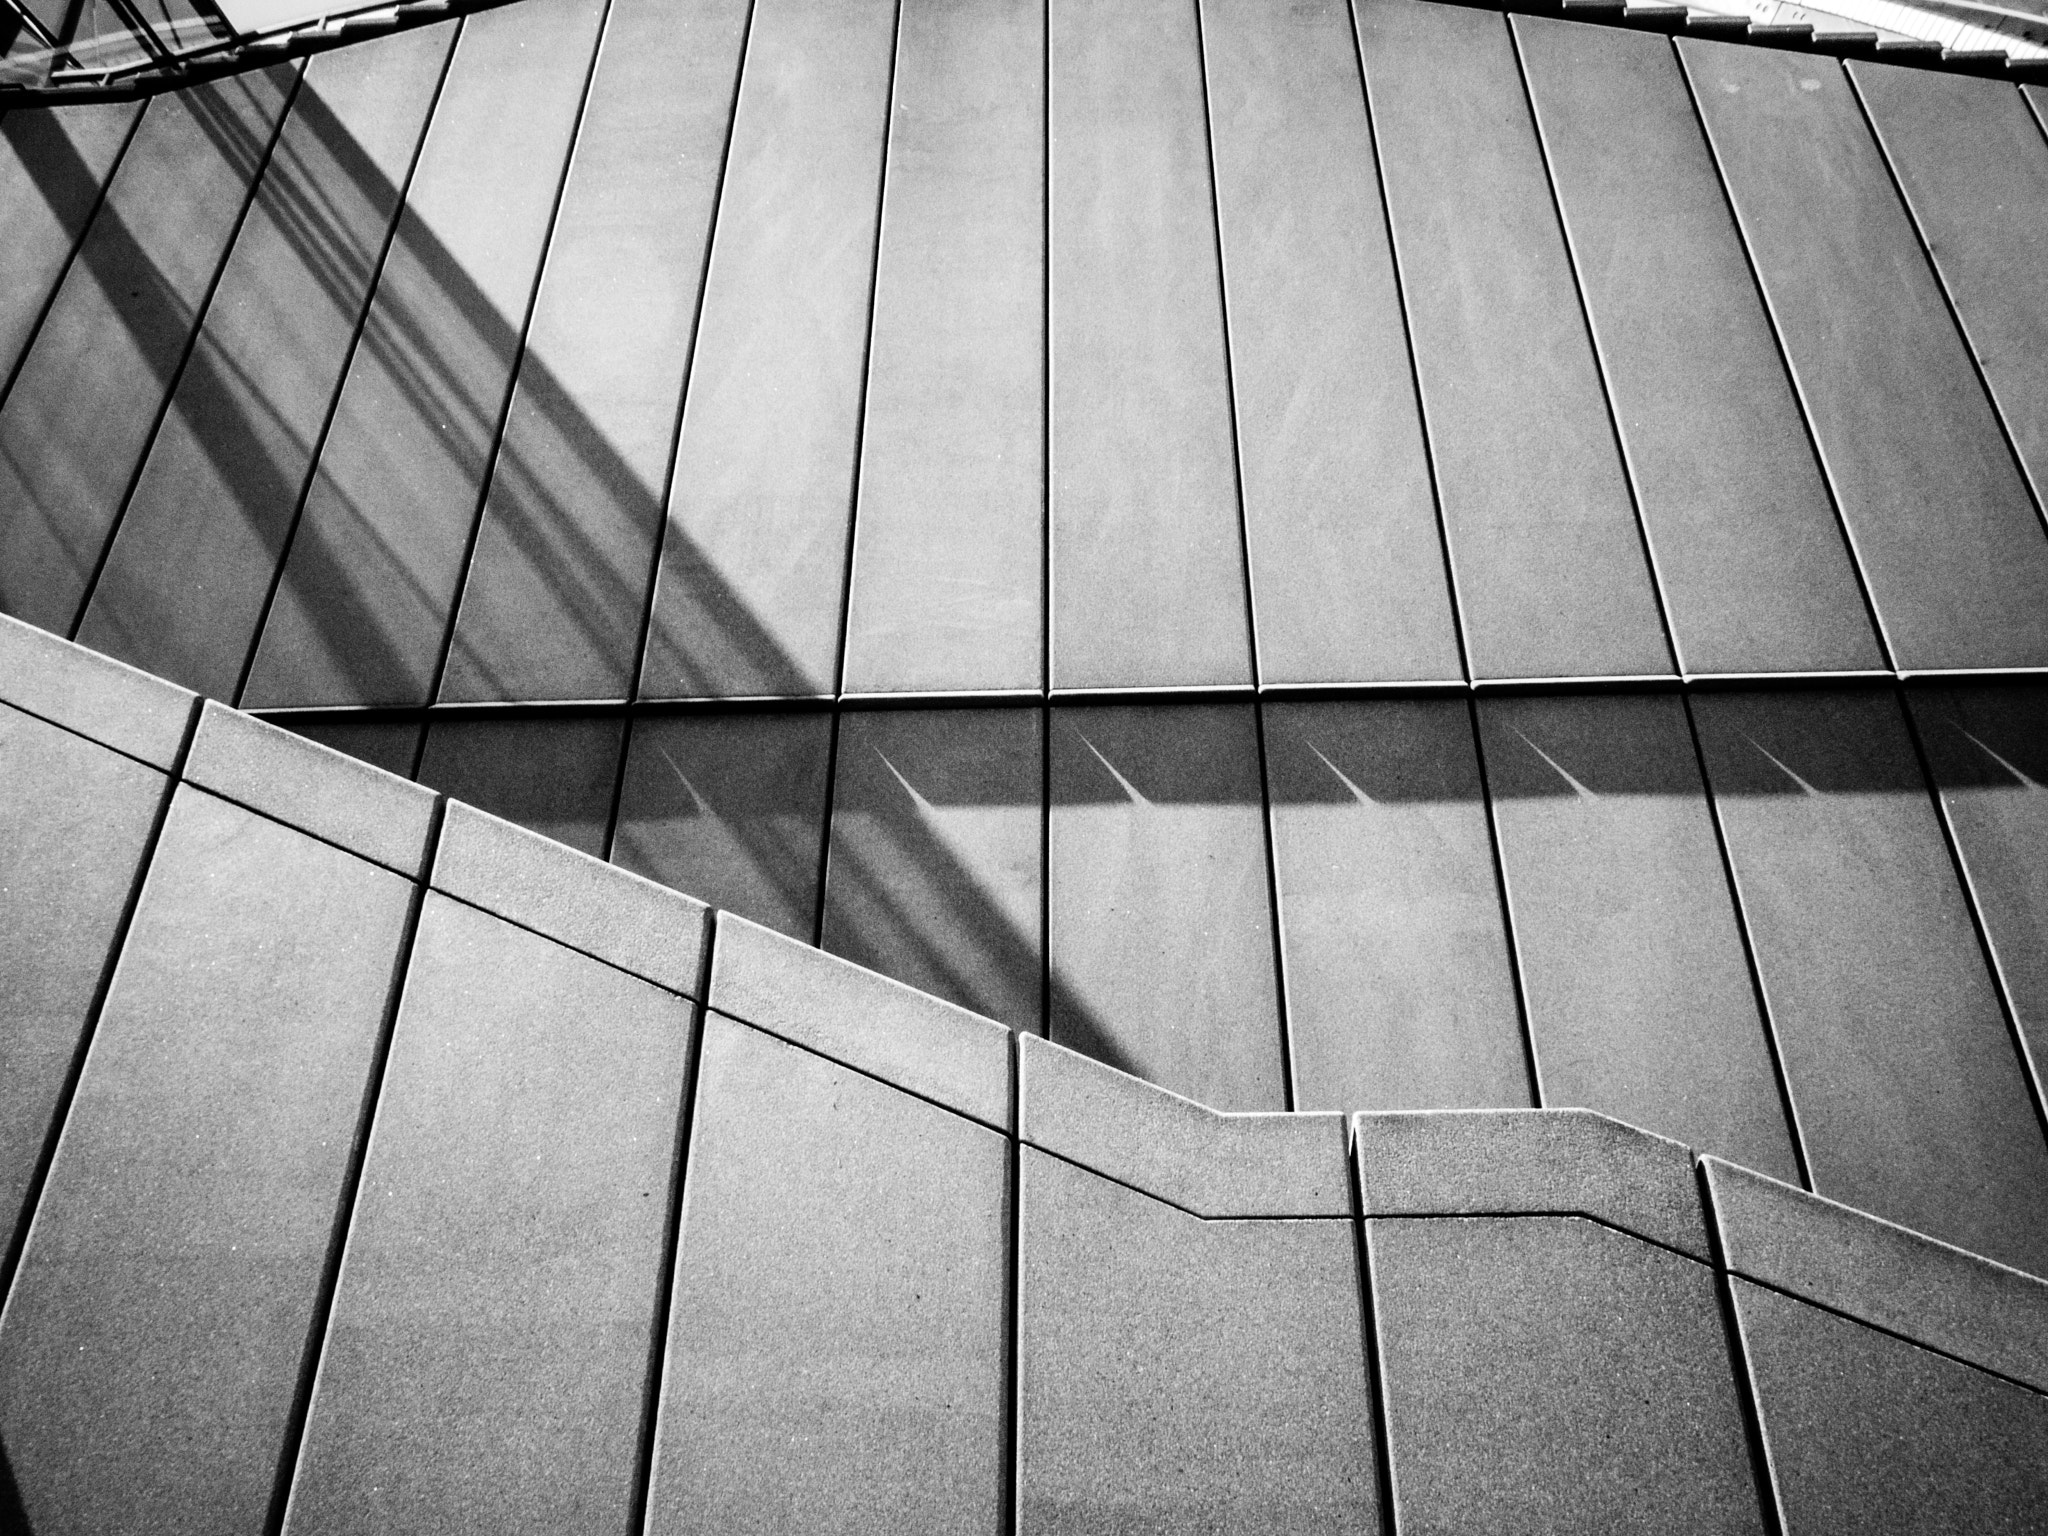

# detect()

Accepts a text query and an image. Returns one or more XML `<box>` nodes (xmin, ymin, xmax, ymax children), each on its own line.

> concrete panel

<box><xmin>1852</xmin><ymin>62</ymin><xmax>2048</xmax><ymax>516</ymax></box>
<box><xmin>431</xmin><ymin>799</ymin><xmax>711</xmax><ymax>998</ymax></box>
<box><xmin>1265</xmin><ymin>699</ymin><xmax>1527</xmax><ymax>1111</ymax></box>
<box><xmin>819</xmin><ymin>706</ymin><xmax>1043</xmax><ymax>1032</ymax></box>
<box><xmin>1047</xmin><ymin>0</ymin><xmax>1251</xmax><ymax>689</ymax></box>
<box><xmin>188</xmin><ymin>700</ymin><xmax>437</xmax><ymax>876</ymax></box>
<box><xmin>1479</xmin><ymin>694</ymin><xmax>1797</xmax><ymax>1178</ymax></box>
<box><xmin>0</xmin><ymin>704</ymin><xmax>166</xmax><ymax>1269</ymax></box>
<box><xmin>1682</xmin><ymin>41</ymin><xmax>2048</xmax><ymax>669</ymax></box>
<box><xmin>243</xmin><ymin>0</ymin><xmax>608</xmax><ymax>707</ymax></box>
<box><xmin>638</xmin><ymin>0</ymin><xmax>898</xmax><ymax>700</ymax></box>
<box><xmin>612</xmin><ymin>711</ymin><xmax>833</xmax><ymax>940</ymax></box>
<box><xmin>1047</xmin><ymin>703</ymin><xmax>1283</xmax><ymax>1111</ymax></box>
<box><xmin>284</xmin><ymin>893</ymin><xmax>691</xmax><ymax>1535</ymax></box>
<box><xmin>1732</xmin><ymin>1277</ymin><xmax>2048</xmax><ymax>1534</ymax></box>
<box><xmin>1371</xmin><ymin>1215</ymin><xmax>1764</xmax><ymax>1535</ymax></box>
<box><xmin>0</xmin><ymin>68</ymin><xmax>297</xmax><ymax>635</ymax></box>
<box><xmin>1019</xmin><ymin>1033</ymin><xmax>1348</xmax><ymax>1218</ymax></box>
<box><xmin>1356</xmin><ymin>0</ymin><xmax>1668</xmax><ymax>682</ymax></box>
<box><xmin>1516</xmin><ymin>17</ymin><xmax>1878</xmax><ymax>677</ymax></box>
<box><xmin>1706</xmin><ymin>1158</ymin><xmax>2048</xmax><ymax>1388</ymax></box>
<box><xmin>648</xmin><ymin>1016</ymin><xmax>1006</xmax><ymax>1534</ymax></box>
<box><xmin>710</xmin><ymin>910</ymin><xmax>1012</xmax><ymax>1132</ymax></box>
<box><xmin>77</xmin><ymin>26</ymin><xmax>454</xmax><ymax>700</ymax></box>
<box><xmin>1911</xmin><ymin>684</ymin><xmax>2048</xmax><ymax>1097</ymax></box>
<box><xmin>441</xmin><ymin>0</ymin><xmax>751</xmax><ymax>704</ymax></box>
<box><xmin>0</xmin><ymin>788</ymin><xmax>412</xmax><ymax>1536</ymax></box>
<box><xmin>1356</xmin><ymin>1109</ymin><xmax>1711</xmax><ymax>1259</ymax></box>
<box><xmin>1693</xmin><ymin>689</ymin><xmax>2048</xmax><ymax>1276</ymax></box>
<box><xmin>1016</xmin><ymin>1148</ymin><xmax>1375</xmax><ymax>1533</ymax></box>
<box><xmin>415</xmin><ymin>713</ymin><xmax>622</xmax><ymax>858</ymax></box>
<box><xmin>0</xmin><ymin>101</ymin><xmax>141</xmax><ymax>387</ymax></box>
<box><xmin>0</xmin><ymin>610</ymin><xmax>195</xmax><ymax>768</ymax></box>
<box><xmin>1203</xmin><ymin>0</ymin><xmax>1460</xmax><ymax>685</ymax></box>
<box><xmin>840</xmin><ymin>0</ymin><xmax>1043</xmax><ymax>695</ymax></box>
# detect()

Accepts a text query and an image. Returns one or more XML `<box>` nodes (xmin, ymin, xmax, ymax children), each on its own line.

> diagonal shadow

<box><xmin>0</xmin><ymin>1435</ymin><xmax>27</xmax><ymax>1536</ymax></box>
<box><xmin>819</xmin><ymin>755</ymin><xmax>1132</xmax><ymax>1071</ymax></box>
<box><xmin>0</xmin><ymin>68</ymin><xmax>288</xmax><ymax>632</ymax></box>
<box><xmin>0</xmin><ymin>26</ymin><xmax>1135</xmax><ymax>1067</ymax></box>
<box><xmin>233</xmin><ymin>26</ymin><xmax>807</xmax><ymax>708</ymax></box>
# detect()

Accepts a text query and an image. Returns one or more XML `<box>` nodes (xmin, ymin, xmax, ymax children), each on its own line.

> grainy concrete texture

<box><xmin>3</xmin><ymin>0</ymin><xmax>2048</xmax><ymax>1526</ymax></box>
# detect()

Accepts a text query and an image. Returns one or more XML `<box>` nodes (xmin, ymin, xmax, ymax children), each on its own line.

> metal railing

<box><xmin>1</xmin><ymin>0</ymin><xmax>2043</xmax><ymax>105</ymax></box>
<box><xmin>0</xmin><ymin>0</ymin><xmax>511</xmax><ymax>98</ymax></box>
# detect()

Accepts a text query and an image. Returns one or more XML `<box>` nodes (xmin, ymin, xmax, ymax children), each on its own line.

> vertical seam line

<box><xmin>1349</xmin><ymin>1138</ymin><xmax>1400</xmax><ymax>1536</ymax></box>
<box><xmin>1506</xmin><ymin>17</ymin><xmax>1683</xmax><ymax>678</ymax></box>
<box><xmin>831</xmin><ymin>0</ymin><xmax>906</xmax><ymax>701</ymax></box>
<box><xmin>72</xmin><ymin>61</ymin><xmax>305</xmax><ymax>640</ymax></box>
<box><xmin>0</xmin><ymin>92</ymin><xmax>149</xmax><ymax>420</ymax></box>
<box><xmin>1671</xmin><ymin>41</ymin><xmax>1897</xmax><ymax>675</ymax></box>
<box><xmin>232</xmin><ymin>16</ymin><xmax>463</xmax><ymax>706</ymax></box>
<box><xmin>1344</xmin><ymin>0</ymin><xmax>1474</xmax><ymax>685</ymax></box>
<box><xmin>627</xmin><ymin>912</ymin><xmax>718</xmax><ymax>1536</ymax></box>
<box><xmin>1188</xmin><ymin>0</ymin><xmax>1260</xmax><ymax>692</ymax></box>
<box><xmin>1466</xmin><ymin>694</ymin><xmax>1544</xmax><ymax>1107</ymax></box>
<box><xmin>1682</xmin><ymin>689</ymin><xmax>1815</xmax><ymax>1188</ymax></box>
<box><xmin>424</xmin><ymin>0</ymin><xmax>618</xmax><ymax>708</ymax></box>
<box><xmin>1844</xmin><ymin>63</ymin><xmax>2048</xmax><ymax>540</ymax></box>
<box><xmin>624</xmin><ymin>0</ymin><xmax>759</xmax><ymax>707</ymax></box>
<box><xmin>264</xmin><ymin>793</ymin><xmax>445</xmax><ymax>1536</ymax></box>
<box><xmin>0</xmin><ymin>689</ymin><xmax>202</xmax><ymax>1319</ymax></box>
<box><xmin>1697</xmin><ymin>1161</ymin><xmax>1790</xmax><ymax>1536</ymax></box>
<box><xmin>1895</xmin><ymin>683</ymin><xmax>2048</xmax><ymax>1149</ymax></box>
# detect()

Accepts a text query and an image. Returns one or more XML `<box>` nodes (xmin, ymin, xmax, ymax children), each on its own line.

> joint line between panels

<box><xmin>628</xmin><ymin>916</ymin><xmax>718</xmax><ymax>1536</ymax></box>
<box><xmin>403</xmin><ymin>702</ymin><xmax>430</xmax><ymax>780</ymax></box>
<box><xmin>0</xmin><ymin>92</ymin><xmax>148</xmax><ymax>424</ymax></box>
<box><xmin>422</xmin><ymin>0</ymin><xmax>617</xmax><ymax>711</ymax></box>
<box><xmin>1187</xmin><ymin>0</ymin><xmax>1292</xmax><ymax>1107</ymax></box>
<box><xmin>1463</xmin><ymin>695</ymin><xmax>1544</xmax><ymax>1107</ymax></box>
<box><xmin>1343</xmin><ymin>0</ymin><xmax>1475</xmax><ymax>686</ymax></box>
<box><xmin>1372</xmin><ymin>1207</ymin><xmax>1713</xmax><ymax>1269</ymax></box>
<box><xmin>1015</xmin><ymin>1141</ymin><xmax>1351</xmax><ymax>1225</ymax></box>
<box><xmin>1002</xmin><ymin>1028</ymin><xmax>1024</xmax><ymax>1536</ymax></box>
<box><xmin>1894</xmin><ymin>687</ymin><xmax>2048</xmax><ymax>1150</ymax></box>
<box><xmin>71</xmin><ymin>60</ymin><xmax>306</xmax><ymax>643</ymax></box>
<box><xmin>811</xmin><ymin>703</ymin><xmax>843</xmax><ymax>950</ymax></box>
<box><xmin>624</xmin><ymin>0</ymin><xmax>759</xmax><ymax>709</ymax></box>
<box><xmin>1037</xmin><ymin>698</ymin><xmax>1052</xmax><ymax>1042</ymax></box>
<box><xmin>712</xmin><ymin>1007</ymin><xmax>1007</xmax><ymax>1135</ymax></box>
<box><xmin>1668</xmin><ymin>39</ymin><xmax>1898</xmax><ymax>676</ymax></box>
<box><xmin>1506</xmin><ymin>15</ymin><xmax>1685</xmax><ymax>680</ymax></box>
<box><xmin>1731</xmin><ymin>1266</ymin><xmax>2048</xmax><ymax>1402</ymax></box>
<box><xmin>182</xmin><ymin>779</ymin><xmax>422</xmax><ymax>883</ymax></box>
<box><xmin>263</xmin><ymin>793</ymin><xmax>444</xmax><ymax>1536</ymax></box>
<box><xmin>1347</xmin><ymin>1145</ymin><xmax>1400</xmax><ymax>1536</ymax></box>
<box><xmin>1681</xmin><ymin>690</ymin><xmax>1815</xmax><ymax>1191</ymax></box>
<box><xmin>1695</xmin><ymin>1162</ymin><xmax>1792</xmax><ymax>1536</ymax></box>
<box><xmin>830</xmin><ymin>0</ymin><xmax>905</xmax><ymax>700</ymax></box>
<box><xmin>1187</xmin><ymin>0</ymin><xmax>1262</xmax><ymax>692</ymax></box>
<box><xmin>0</xmin><ymin>693</ymin><xmax>201</xmax><ymax>1321</ymax></box>
<box><xmin>601</xmin><ymin>709</ymin><xmax>635</xmax><ymax>864</ymax></box>
<box><xmin>1251</xmin><ymin>698</ymin><xmax>1296</xmax><ymax>1111</ymax></box>
<box><xmin>1039</xmin><ymin>0</ymin><xmax>1052</xmax><ymax>699</ymax></box>
<box><xmin>233</xmin><ymin>20</ymin><xmax>463</xmax><ymax>708</ymax></box>
<box><xmin>422</xmin><ymin>884</ymin><xmax>700</xmax><ymax>1001</ymax></box>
